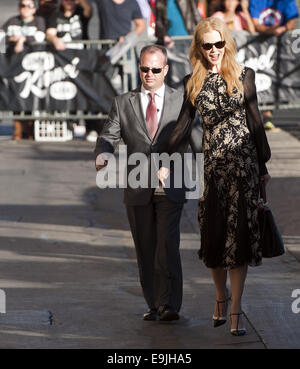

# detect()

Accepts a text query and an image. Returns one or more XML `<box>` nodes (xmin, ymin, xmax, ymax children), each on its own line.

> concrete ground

<box><xmin>0</xmin><ymin>120</ymin><xmax>299</xmax><ymax>349</ymax></box>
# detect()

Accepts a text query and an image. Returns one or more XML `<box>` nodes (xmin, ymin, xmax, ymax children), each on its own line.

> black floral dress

<box><xmin>195</xmin><ymin>67</ymin><xmax>271</xmax><ymax>270</ymax></box>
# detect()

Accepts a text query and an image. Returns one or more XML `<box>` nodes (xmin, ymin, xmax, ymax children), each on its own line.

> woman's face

<box><xmin>200</xmin><ymin>30</ymin><xmax>225</xmax><ymax>70</ymax></box>
<box><xmin>224</xmin><ymin>0</ymin><xmax>239</xmax><ymax>12</ymax></box>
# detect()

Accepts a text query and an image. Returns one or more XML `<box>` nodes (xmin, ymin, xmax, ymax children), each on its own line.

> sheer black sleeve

<box><xmin>168</xmin><ymin>74</ymin><xmax>197</xmax><ymax>153</ymax></box>
<box><xmin>243</xmin><ymin>67</ymin><xmax>271</xmax><ymax>176</ymax></box>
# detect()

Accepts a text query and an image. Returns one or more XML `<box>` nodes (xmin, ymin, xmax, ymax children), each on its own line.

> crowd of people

<box><xmin>1</xmin><ymin>0</ymin><xmax>299</xmax><ymax>139</ymax></box>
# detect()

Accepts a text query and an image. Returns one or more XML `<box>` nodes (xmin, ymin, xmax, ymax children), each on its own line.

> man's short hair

<box><xmin>140</xmin><ymin>44</ymin><xmax>168</xmax><ymax>65</ymax></box>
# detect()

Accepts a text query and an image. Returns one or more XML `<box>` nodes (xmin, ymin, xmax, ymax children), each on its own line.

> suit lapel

<box><xmin>129</xmin><ymin>90</ymin><xmax>152</xmax><ymax>142</ymax></box>
<box><xmin>153</xmin><ymin>85</ymin><xmax>174</xmax><ymax>141</ymax></box>
<box><xmin>129</xmin><ymin>85</ymin><xmax>177</xmax><ymax>143</ymax></box>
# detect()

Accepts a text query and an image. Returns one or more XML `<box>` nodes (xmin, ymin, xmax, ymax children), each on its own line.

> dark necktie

<box><xmin>146</xmin><ymin>92</ymin><xmax>158</xmax><ymax>139</ymax></box>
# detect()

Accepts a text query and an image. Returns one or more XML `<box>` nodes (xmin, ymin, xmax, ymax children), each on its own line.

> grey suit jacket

<box><xmin>94</xmin><ymin>84</ymin><xmax>203</xmax><ymax>206</ymax></box>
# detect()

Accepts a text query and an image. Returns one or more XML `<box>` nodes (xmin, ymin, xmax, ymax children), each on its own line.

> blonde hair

<box><xmin>187</xmin><ymin>17</ymin><xmax>243</xmax><ymax>105</ymax></box>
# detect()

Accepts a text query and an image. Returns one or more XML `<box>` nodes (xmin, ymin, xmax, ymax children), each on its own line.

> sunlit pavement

<box><xmin>0</xmin><ymin>118</ymin><xmax>299</xmax><ymax>349</ymax></box>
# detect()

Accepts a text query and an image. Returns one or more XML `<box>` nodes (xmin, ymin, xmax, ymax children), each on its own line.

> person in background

<box><xmin>37</xmin><ymin>0</ymin><xmax>59</xmax><ymax>28</ymax></box>
<box><xmin>155</xmin><ymin>0</ymin><xmax>202</xmax><ymax>48</ymax></box>
<box><xmin>212</xmin><ymin>0</ymin><xmax>255</xmax><ymax>33</ymax></box>
<box><xmin>46</xmin><ymin>0</ymin><xmax>92</xmax><ymax>50</ymax></box>
<box><xmin>198</xmin><ymin>1</ymin><xmax>206</xmax><ymax>18</ymax></box>
<box><xmin>2</xmin><ymin>0</ymin><xmax>46</xmax><ymax>140</ymax></box>
<box><xmin>136</xmin><ymin>0</ymin><xmax>156</xmax><ymax>38</ymax></box>
<box><xmin>85</xmin><ymin>0</ymin><xmax>146</xmax><ymax>143</ymax></box>
<box><xmin>46</xmin><ymin>0</ymin><xmax>93</xmax><ymax>142</ymax></box>
<box><xmin>250</xmin><ymin>0</ymin><xmax>298</xmax><ymax>35</ymax></box>
<box><xmin>91</xmin><ymin>0</ymin><xmax>145</xmax><ymax>41</ymax></box>
<box><xmin>148</xmin><ymin>0</ymin><xmax>157</xmax><ymax>37</ymax></box>
<box><xmin>249</xmin><ymin>0</ymin><xmax>299</xmax><ymax>130</ymax></box>
<box><xmin>3</xmin><ymin>0</ymin><xmax>45</xmax><ymax>54</ymax></box>
<box><xmin>207</xmin><ymin>0</ymin><xmax>222</xmax><ymax>16</ymax></box>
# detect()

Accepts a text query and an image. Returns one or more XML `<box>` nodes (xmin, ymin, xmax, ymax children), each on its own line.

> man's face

<box><xmin>139</xmin><ymin>51</ymin><xmax>168</xmax><ymax>92</ymax></box>
<box><xmin>19</xmin><ymin>0</ymin><xmax>36</xmax><ymax>18</ymax></box>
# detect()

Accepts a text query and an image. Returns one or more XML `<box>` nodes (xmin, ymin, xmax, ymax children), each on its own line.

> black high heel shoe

<box><xmin>212</xmin><ymin>296</ymin><xmax>231</xmax><ymax>328</ymax></box>
<box><xmin>230</xmin><ymin>312</ymin><xmax>246</xmax><ymax>336</ymax></box>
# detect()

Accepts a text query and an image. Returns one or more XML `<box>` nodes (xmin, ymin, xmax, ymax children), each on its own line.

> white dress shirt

<box><xmin>140</xmin><ymin>84</ymin><xmax>165</xmax><ymax>125</ymax></box>
<box><xmin>96</xmin><ymin>84</ymin><xmax>166</xmax><ymax>184</ymax></box>
<box><xmin>140</xmin><ymin>84</ymin><xmax>166</xmax><ymax>193</ymax></box>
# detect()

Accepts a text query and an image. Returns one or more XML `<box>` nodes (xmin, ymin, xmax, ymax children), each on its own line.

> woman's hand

<box><xmin>260</xmin><ymin>173</ymin><xmax>271</xmax><ymax>186</ymax></box>
<box><xmin>157</xmin><ymin>167</ymin><xmax>170</xmax><ymax>187</ymax></box>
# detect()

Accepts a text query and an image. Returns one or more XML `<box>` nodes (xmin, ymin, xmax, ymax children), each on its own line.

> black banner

<box><xmin>1</xmin><ymin>33</ymin><xmax>300</xmax><ymax>113</ymax></box>
<box><xmin>0</xmin><ymin>45</ymin><xmax>116</xmax><ymax>113</ymax></box>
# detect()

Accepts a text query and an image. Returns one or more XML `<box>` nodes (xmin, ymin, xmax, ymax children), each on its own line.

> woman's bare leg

<box><xmin>229</xmin><ymin>264</ymin><xmax>248</xmax><ymax>329</ymax></box>
<box><xmin>211</xmin><ymin>267</ymin><xmax>228</xmax><ymax>317</ymax></box>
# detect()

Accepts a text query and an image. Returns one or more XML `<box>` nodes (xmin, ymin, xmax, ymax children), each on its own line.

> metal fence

<box><xmin>0</xmin><ymin>39</ymin><xmax>138</xmax><ymax>122</ymax></box>
<box><xmin>1</xmin><ymin>32</ymin><xmax>300</xmax><ymax>124</ymax></box>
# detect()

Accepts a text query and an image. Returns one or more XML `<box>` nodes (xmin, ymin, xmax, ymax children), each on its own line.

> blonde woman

<box><xmin>168</xmin><ymin>17</ymin><xmax>271</xmax><ymax>336</ymax></box>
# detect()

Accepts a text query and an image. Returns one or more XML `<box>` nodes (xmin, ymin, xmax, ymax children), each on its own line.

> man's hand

<box><xmin>157</xmin><ymin>167</ymin><xmax>170</xmax><ymax>187</ymax></box>
<box><xmin>273</xmin><ymin>26</ymin><xmax>287</xmax><ymax>36</ymax></box>
<box><xmin>163</xmin><ymin>35</ymin><xmax>174</xmax><ymax>49</ymax></box>
<box><xmin>95</xmin><ymin>153</ymin><xmax>108</xmax><ymax>171</ymax></box>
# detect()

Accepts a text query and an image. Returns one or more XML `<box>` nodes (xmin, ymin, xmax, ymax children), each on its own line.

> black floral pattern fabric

<box><xmin>195</xmin><ymin>67</ymin><xmax>263</xmax><ymax>270</ymax></box>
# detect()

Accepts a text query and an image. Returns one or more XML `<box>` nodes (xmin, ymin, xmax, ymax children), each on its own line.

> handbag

<box><xmin>258</xmin><ymin>182</ymin><xmax>285</xmax><ymax>258</ymax></box>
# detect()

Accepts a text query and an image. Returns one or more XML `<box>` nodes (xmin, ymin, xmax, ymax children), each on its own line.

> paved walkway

<box><xmin>0</xmin><ymin>127</ymin><xmax>299</xmax><ymax>349</ymax></box>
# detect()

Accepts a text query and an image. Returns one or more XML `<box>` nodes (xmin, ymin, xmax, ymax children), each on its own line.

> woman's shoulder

<box><xmin>211</xmin><ymin>11</ymin><xmax>225</xmax><ymax>20</ymax></box>
<box><xmin>183</xmin><ymin>74</ymin><xmax>192</xmax><ymax>87</ymax></box>
<box><xmin>240</xmin><ymin>66</ymin><xmax>255</xmax><ymax>80</ymax></box>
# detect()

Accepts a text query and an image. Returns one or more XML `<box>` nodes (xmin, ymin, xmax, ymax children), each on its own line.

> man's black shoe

<box><xmin>143</xmin><ymin>309</ymin><xmax>157</xmax><ymax>321</ymax></box>
<box><xmin>157</xmin><ymin>306</ymin><xmax>180</xmax><ymax>321</ymax></box>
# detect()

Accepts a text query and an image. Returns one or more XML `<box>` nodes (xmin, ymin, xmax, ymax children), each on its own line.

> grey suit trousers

<box><xmin>126</xmin><ymin>194</ymin><xmax>184</xmax><ymax>312</ymax></box>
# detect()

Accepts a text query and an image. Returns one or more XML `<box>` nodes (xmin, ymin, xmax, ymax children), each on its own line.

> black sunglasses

<box><xmin>139</xmin><ymin>66</ymin><xmax>164</xmax><ymax>74</ymax></box>
<box><xmin>201</xmin><ymin>40</ymin><xmax>226</xmax><ymax>50</ymax></box>
<box><xmin>19</xmin><ymin>3</ymin><xmax>36</xmax><ymax>8</ymax></box>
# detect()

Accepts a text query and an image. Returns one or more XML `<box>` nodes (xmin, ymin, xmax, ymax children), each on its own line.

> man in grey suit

<box><xmin>94</xmin><ymin>45</ymin><xmax>202</xmax><ymax>321</ymax></box>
